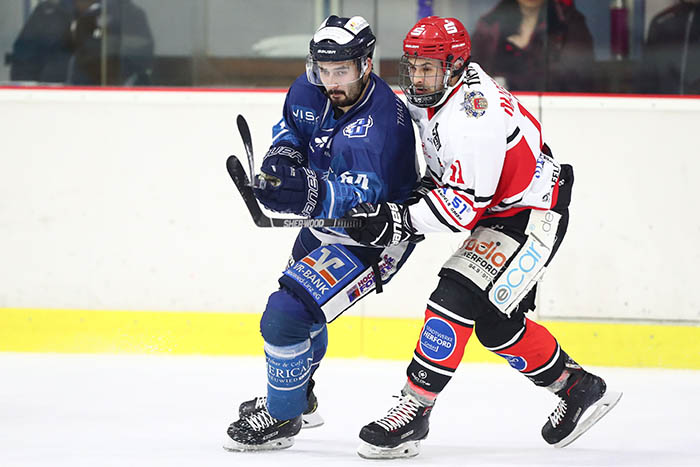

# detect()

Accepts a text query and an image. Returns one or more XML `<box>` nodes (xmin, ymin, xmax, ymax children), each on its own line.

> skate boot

<box><xmin>357</xmin><ymin>389</ymin><xmax>433</xmax><ymax>459</ymax></box>
<box><xmin>223</xmin><ymin>405</ymin><xmax>302</xmax><ymax>452</ymax></box>
<box><xmin>542</xmin><ymin>363</ymin><xmax>622</xmax><ymax>448</ymax></box>
<box><xmin>238</xmin><ymin>379</ymin><xmax>324</xmax><ymax>428</ymax></box>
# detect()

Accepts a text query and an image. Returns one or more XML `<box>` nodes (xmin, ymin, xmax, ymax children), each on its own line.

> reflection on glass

<box><xmin>642</xmin><ymin>0</ymin><xmax>700</xmax><ymax>95</ymax></box>
<box><xmin>9</xmin><ymin>0</ymin><xmax>73</xmax><ymax>83</ymax></box>
<box><xmin>70</xmin><ymin>0</ymin><xmax>154</xmax><ymax>85</ymax></box>
<box><xmin>470</xmin><ymin>0</ymin><xmax>594</xmax><ymax>92</ymax></box>
<box><xmin>1</xmin><ymin>0</ymin><xmax>698</xmax><ymax>95</ymax></box>
<box><xmin>7</xmin><ymin>0</ymin><xmax>153</xmax><ymax>86</ymax></box>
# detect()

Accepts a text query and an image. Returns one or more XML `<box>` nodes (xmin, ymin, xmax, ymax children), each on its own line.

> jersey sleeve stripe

<box><xmin>272</xmin><ymin>128</ymin><xmax>290</xmax><ymax>144</ymax></box>
<box><xmin>506</xmin><ymin>126</ymin><xmax>520</xmax><ymax>144</ymax></box>
<box><xmin>424</xmin><ymin>195</ymin><xmax>462</xmax><ymax>232</ymax></box>
<box><xmin>429</xmin><ymin>190</ymin><xmax>473</xmax><ymax>230</ymax></box>
<box><xmin>496</xmin><ymin>195</ymin><xmax>524</xmax><ymax>208</ymax></box>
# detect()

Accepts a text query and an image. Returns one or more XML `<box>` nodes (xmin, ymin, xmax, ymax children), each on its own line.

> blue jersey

<box><xmin>270</xmin><ymin>73</ymin><xmax>419</xmax><ymax>241</ymax></box>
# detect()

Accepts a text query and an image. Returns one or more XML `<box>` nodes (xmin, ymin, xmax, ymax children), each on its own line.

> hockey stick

<box><xmin>236</xmin><ymin>114</ymin><xmax>259</xmax><ymax>188</ymax></box>
<box><xmin>226</xmin><ymin>155</ymin><xmax>365</xmax><ymax>228</ymax></box>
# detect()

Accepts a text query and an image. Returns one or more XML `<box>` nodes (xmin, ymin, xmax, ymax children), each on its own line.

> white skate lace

<box><xmin>549</xmin><ymin>399</ymin><xmax>567</xmax><ymax>427</ymax></box>
<box><xmin>254</xmin><ymin>396</ymin><xmax>267</xmax><ymax>410</ymax></box>
<box><xmin>245</xmin><ymin>408</ymin><xmax>276</xmax><ymax>431</ymax></box>
<box><xmin>374</xmin><ymin>394</ymin><xmax>421</xmax><ymax>432</ymax></box>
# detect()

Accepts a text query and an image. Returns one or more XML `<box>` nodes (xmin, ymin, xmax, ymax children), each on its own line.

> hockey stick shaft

<box><xmin>236</xmin><ymin>114</ymin><xmax>258</xmax><ymax>188</ymax></box>
<box><xmin>226</xmin><ymin>155</ymin><xmax>365</xmax><ymax>229</ymax></box>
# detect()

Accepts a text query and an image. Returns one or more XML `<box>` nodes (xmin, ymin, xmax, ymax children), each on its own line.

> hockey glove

<box><xmin>405</xmin><ymin>175</ymin><xmax>438</xmax><ymax>205</ymax></box>
<box><xmin>344</xmin><ymin>202</ymin><xmax>423</xmax><ymax>247</ymax></box>
<box><xmin>253</xmin><ymin>164</ymin><xmax>325</xmax><ymax>217</ymax></box>
<box><xmin>261</xmin><ymin>143</ymin><xmax>306</xmax><ymax>172</ymax></box>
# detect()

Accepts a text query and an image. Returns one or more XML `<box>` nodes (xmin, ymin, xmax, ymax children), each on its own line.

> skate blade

<box><xmin>223</xmin><ymin>436</ymin><xmax>294</xmax><ymax>452</ymax></box>
<box><xmin>302</xmin><ymin>411</ymin><xmax>324</xmax><ymax>429</ymax></box>
<box><xmin>357</xmin><ymin>440</ymin><xmax>421</xmax><ymax>459</ymax></box>
<box><xmin>554</xmin><ymin>390</ymin><xmax>623</xmax><ymax>448</ymax></box>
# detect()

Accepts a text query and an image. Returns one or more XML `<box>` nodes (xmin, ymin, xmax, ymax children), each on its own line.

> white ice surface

<box><xmin>1</xmin><ymin>353</ymin><xmax>698</xmax><ymax>467</ymax></box>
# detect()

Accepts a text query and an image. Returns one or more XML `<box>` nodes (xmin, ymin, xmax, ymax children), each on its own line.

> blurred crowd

<box><xmin>5</xmin><ymin>0</ymin><xmax>700</xmax><ymax>94</ymax></box>
<box><xmin>7</xmin><ymin>0</ymin><xmax>153</xmax><ymax>85</ymax></box>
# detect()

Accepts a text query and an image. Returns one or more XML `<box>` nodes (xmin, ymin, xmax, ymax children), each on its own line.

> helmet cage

<box><xmin>399</xmin><ymin>53</ymin><xmax>461</xmax><ymax>108</ymax></box>
<box><xmin>400</xmin><ymin>16</ymin><xmax>471</xmax><ymax>107</ymax></box>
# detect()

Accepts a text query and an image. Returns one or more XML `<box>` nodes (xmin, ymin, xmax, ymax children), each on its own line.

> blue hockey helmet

<box><xmin>309</xmin><ymin>15</ymin><xmax>376</xmax><ymax>61</ymax></box>
<box><xmin>306</xmin><ymin>15</ymin><xmax>376</xmax><ymax>86</ymax></box>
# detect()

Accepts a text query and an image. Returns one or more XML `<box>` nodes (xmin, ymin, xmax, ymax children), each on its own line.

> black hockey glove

<box><xmin>405</xmin><ymin>175</ymin><xmax>438</xmax><ymax>205</ymax></box>
<box><xmin>261</xmin><ymin>143</ymin><xmax>306</xmax><ymax>172</ymax></box>
<box><xmin>253</xmin><ymin>164</ymin><xmax>325</xmax><ymax>217</ymax></box>
<box><xmin>344</xmin><ymin>202</ymin><xmax>424</xmax><ymax>247</ymax></box>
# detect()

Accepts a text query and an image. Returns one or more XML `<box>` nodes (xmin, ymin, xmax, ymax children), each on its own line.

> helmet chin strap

<box><xmin>431</xmin><ymin>67</ymin><xmax>464</xmax><ymax>108</ymax></box>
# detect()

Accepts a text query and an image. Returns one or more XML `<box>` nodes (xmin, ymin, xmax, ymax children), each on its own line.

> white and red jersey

<box><xmin>408</xmin><ymin>62</ymin><xmax>561</xmax><ymax>234</ymax></box>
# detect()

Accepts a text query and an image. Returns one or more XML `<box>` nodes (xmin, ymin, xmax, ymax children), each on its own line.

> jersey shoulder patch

<box><xmin>461</xmin><ymin>90</ymin><xmax>489</xmax><ymax>118</ymax></box>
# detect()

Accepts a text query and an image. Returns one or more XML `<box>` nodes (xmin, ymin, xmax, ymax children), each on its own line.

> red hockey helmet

<box><xmin>400</xmin><ymin>16</ymin><xmax>471</xmax><ymax>107</ymax></box>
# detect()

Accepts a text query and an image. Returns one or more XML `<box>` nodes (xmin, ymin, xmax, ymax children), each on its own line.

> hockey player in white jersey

<box><xmin>344</xmin><ymin>16</ymin><xmax>622</xmax><ymax>459</ymax></box>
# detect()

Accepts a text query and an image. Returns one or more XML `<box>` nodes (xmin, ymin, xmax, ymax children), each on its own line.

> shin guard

<box><xmin>309</xmin><ymin>323</ymin><xmax>327</xmax><ymax>375</ymax></box>
<box><xmin>265</xmin><ymin>339</ymin><xmax>313</xmax><ymax>420</ymax></box>
<box><xmin>482</xmin><ymin>318</ymin><xmax>565</xmax><ymax>387</ymax></box>
<box><xmin>407</xmin><ymin>300</ymin><xmax>474</xmax><ymax>393</ymax></box>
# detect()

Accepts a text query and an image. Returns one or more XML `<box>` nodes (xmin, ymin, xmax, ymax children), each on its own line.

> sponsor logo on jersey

<box><xmin>435</xmin><ymin>188</ymin><xmax>473</xmax><ymax>224</ymax></box>
<box><xmin>490</xmin><ymin>238</ymin><xmax>543</xmax><ymax>305</ymax></box>
<box><xmin>354</xmin><ymin>254</ymin><xmax>397</xmax><ymax>294</ymax></box>
<box><xmin>285</xmin><ymin>245</ymin><xmax>359</xmax><ymax>303</ymax></box>
<box><xmin>301</xmin><ymin>248</ymin><xmax>348</xmax><ymax>286</ymax></box>
<box><xmin>345</xmin><ymin>254</ymin><xmax>397</xmax><ymax>304</ymax></box>
<box><xmin>292</xmin><ymin>105</ymin><xmax>318</xmax><ymax>124</ymax></box>
<box><xmin>419</xmin><ymin>317</ymin><xmax>456</xmax><ymax>361</ymax></box>
<box><xmin>266</xmin><ymin>353</ymin><xmax>314</xmax><ymax>390</ymax></box>
<box><xmin>313</xmin><ymin>135</ymin><xmax>330</xmax><ymax>149</ymax></box>
<box><xmin>347</xmin><ymin>285</ymin><xmax>361</xmax><ymax>302</ymax></box>
<box><xmin>428</xmin><ymin>122</ymin><xmax>442</xmax><ymax>151</ymax></box>
<box><xmin>443</xmin><ymin>228</ymin><xmax>519</xmax><ymax>291</ymax></box>
<box><xmin>465</xmin><ymin>67</ymin><xmax>481</xmax><ymax>87</ymax></box>
<box><xmin>343</xmin><ymin>116</ymin><xmax>374</xmax><ymax>138</ymax></box>
<box><xmin>461</xmin><ymin>90</ymin><xmax>488</xmax><ymax>118</ymax></box>
<box><xmin>463</xmin><ymin>237</ymin><xmax>508</xmax><ymax>271</ymax></box>
<box><xmin>495</xmin><ymin>353</ymin><xmax>527</xmax><ymax>371</ymax></box>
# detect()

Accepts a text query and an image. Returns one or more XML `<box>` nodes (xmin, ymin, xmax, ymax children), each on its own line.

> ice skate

<box><xmin>223</xmin><ymin>406</ymin><xmax>302</xmax><ymax>452</ymax></box>
<box><xmin>238</xmin><ymin>379</ymin><xmax>324</xmax><ymax>429</ymax></box>
<box><xmin>357</xmin><ymin>390</ymin><xmax>432</xmax><ymax>459</ymax></box>
<box><xmin>542</xmin><ymin>368</ymin><xmax>622</xmax><ymax>448</ymax></box>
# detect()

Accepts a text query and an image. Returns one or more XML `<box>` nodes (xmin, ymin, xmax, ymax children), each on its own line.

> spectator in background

<box><xmin>471</xmin><ymin>0</ymin><xmax>594</xmax><ymax>92</ymax></box>
<box><xmin>8</xmin><ymin>0</ymin><xmax>73</xmax><ymax>82</ymax></box>
<box><xmin>70</xmin><ymin>0</ymin><xmax>154</xmax><ymax>85</ymax></box>
<box><xmin>642</xmin><ymin>0</ymin><xmax>700</xmax><ymax>95</ymax></box>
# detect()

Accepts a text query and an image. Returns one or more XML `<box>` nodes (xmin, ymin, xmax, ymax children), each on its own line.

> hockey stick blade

<box><xmin>226</xmin><ymin>155</ymin><xmax>365</xmax><ymax>229</ymax></box>
<box><xmin>236</xmin><ymin>115</ymin><xmax>257</xmax><ymax>188</ymax></box>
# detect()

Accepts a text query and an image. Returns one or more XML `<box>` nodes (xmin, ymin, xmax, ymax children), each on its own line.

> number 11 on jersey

<box><xmin>449</xmin><ymin>160</ymin><xmax>464</xmax><ymax>184</ymax></box>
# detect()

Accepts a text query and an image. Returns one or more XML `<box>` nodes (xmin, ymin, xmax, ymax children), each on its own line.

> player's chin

<box><xmin>330</xmin><ymin>94</ymin><xmax>351</xmax><ymax>106</ymax></box>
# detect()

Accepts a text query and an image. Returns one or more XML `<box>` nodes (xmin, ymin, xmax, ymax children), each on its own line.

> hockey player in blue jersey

<box><xmin>223</xmin><ymin>15</ymin><xmax>420</xmax><ymax>452</ymax></box>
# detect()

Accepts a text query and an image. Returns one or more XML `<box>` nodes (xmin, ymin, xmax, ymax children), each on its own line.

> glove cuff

<box><xmin>264</xmin><ymin>143</ymin><xmax>306</xmax><ymax>166</ymax></box>
<box><xmin>300</xmin><ymin>168</ymin><xmax>326</xmax><ymax>218</ymax></box>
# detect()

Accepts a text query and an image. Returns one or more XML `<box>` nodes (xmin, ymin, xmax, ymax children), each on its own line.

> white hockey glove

<box><xmin>344</xmin><ymin>202</ymin><xmax>424</xmax><ymax>247</ymax></box>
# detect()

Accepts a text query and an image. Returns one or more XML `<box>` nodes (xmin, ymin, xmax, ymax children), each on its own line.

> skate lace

<box><xmin>254</xmin><ymin>396</ymin><xmax>267</xmax><ymax>410</ymax></box>
<box><xmin>374</xmin><ymin>394</ymin><xmax>421</xmax><ymax>432</ymax></box>
<box><xmin>245</xmin><ymin>408</ymin><xmax>276</xmax><ymax>431</ymax></box>
<box><xmin>549</xmin><ymin>399</ymin><xmax>567</xmax><ymax>427</ymax></box>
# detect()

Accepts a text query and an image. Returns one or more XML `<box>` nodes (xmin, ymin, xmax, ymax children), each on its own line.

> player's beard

<box><xmin>328</xmin><ymin>75</ymin><xmax>368</xmax><ymax>109</ymax></box>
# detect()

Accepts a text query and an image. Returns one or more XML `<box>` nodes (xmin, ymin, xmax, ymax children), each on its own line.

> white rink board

<box><xmin>0</xmin><ymin>88</ymin><xmax>697</xmax><ymax>322</ymax></box>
